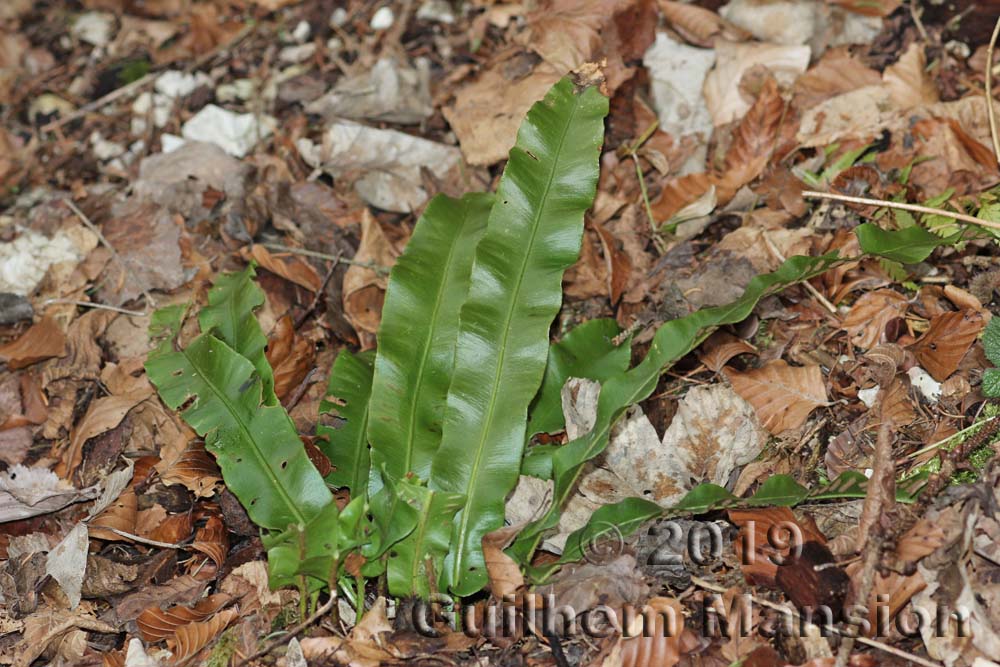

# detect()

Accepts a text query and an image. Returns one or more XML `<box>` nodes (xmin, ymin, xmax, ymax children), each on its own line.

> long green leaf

<box><xmin>318</xmin><ymin>349</ymin><xmax>375</xmax><ymax>496</ymax></box>
<box><xmin>368</xmin><ymin>193</ymin><xmax>493</xmax><ymax>483</ymax></box>
<box><xmin>854</xmin><ymin>223</ymin><xmax>959</xmax><ymax>264</ymax></box>
<box><xmin>145</xmin><ymin>332</ymin><xmax>332</xmax><ymax>532</ymax></box>
<box><xmin>198</xmin><ymin>265</ymin><xmax>275</xmax><ymax>404</ymax></box>
<box><xmin>509</xmin><ymin>252</ymin><xmax>843</xmax><ymax>561</ymax></box>
<box><xmin>430</xmin><ymin>78</ymin><xmax>608</xmax><ymax>595</ymax></box>
<box><xmin>528</xmin><ymin>318</ymin><xmax>630</xmax><ymax>438</ymax></box>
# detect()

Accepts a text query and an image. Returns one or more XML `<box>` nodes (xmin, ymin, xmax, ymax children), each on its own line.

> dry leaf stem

<box><xmin>689</xmin><ymin>576</ymin><xmax>943</xmax><ymax>667</ymax></box>
<box><xmin>801</xmin><ymin>190</ymin><xmax>1000</xmax><ymax>232</ymax></box>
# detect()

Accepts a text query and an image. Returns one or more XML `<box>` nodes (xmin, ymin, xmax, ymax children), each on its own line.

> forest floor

<box><xmin>3</xmin><ymin>1</ymin><xmax>1000</xmax><ymax>666</ymax></box>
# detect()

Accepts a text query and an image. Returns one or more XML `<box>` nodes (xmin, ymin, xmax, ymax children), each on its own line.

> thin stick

<box><xmin>802</xmin><ymin>190</ymin><xmax>1000</xmax><ymax>232</ymax></box>
<box><xmin>987</xmin><ymin>16</ymin><xmax>1000</xmax><ymax>165</ymax></box>
<box><xmin>39</xmin><ymin>299</ymin><xmax>147</xmax><ymax>316</ymax></box>
<box><xmin>234</xmin><ymin>595</ymin><xmax>338</xmax><ymax>667</ymax></box>
<box><xmin>63</xmin><ymin>199</ymin><xmax>156</xmax><ymax>308</ymax></box>
<box><xmin>689</xmin><ymin>576</ymin><xmax>943</xmax><ymax>667</ymax></box>
<box><xmin>99</xmin><ymin>527</ymin><xmax>187</xmax><ymax>549</ymax></box>
<box><xmin>763</xmin><ymin>231</ymin><xmax>838</xmax><ymax>314</ymax></box>
<box><xmin>260</xmin><ymin>243</ymin><xmax>390</xmax><ymax>275</ymax></box>
<box><xmin>40</xmin><ymin>24</ymin><xmax>255</xmax><ymax>134</ymax></box>
<box><xmin>906</xmin><ymin>413</ymin><xmax>1000</xmax><ymax>460</ymax></box>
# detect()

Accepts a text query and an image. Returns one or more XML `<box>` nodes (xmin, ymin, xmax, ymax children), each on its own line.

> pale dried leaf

<box><xmin>911</xmin><ymin>309</ymin><xmax>984</xmax><ymax>381</ymax></box>
<box><xmin>883</xmin><ymin>43</ymin><xmax>938</xmax><ymax>109</ymax></box>
<box><xmin>45</xmin><ymin>523</ymin><xmax>89</xmax><ymax>609</ymax></box>
<box><xmin>841</xmin><ymin>289</ymin><xmax>908</xmax><ymax>350</ymax></box>
<box><xmin>0</xmin><ymin>464</ymin><xmax>98</xmax><ymax>522</ymax></box>
<box><xmin>703</xmin><ymin>40</ymin><xmax>809</xmax><ymax>126</ymax></box>
<box><xmin>725</xmin><ymin>361</ymin><xmax>827</xmax><ymax>434</ymax></box>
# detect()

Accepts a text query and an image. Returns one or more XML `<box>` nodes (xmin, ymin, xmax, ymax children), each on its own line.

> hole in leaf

<box><xmin>280</xmin><ymin>460</ymin><xmax>288</xmax><ymax>470</ymax></box>
<box><xmin>389</xmin><ymin>550</ymin><xmax>398</xmax><ymax>558</ymax></box>
<box><xmin>250</xmin><ymin>498</ymin><xmax>257</xmax><ymax>506</ymax></box>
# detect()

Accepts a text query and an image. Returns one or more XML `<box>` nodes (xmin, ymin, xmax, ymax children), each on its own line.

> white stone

<box><xmin>907</xmin><ymin>366</ymin><xmax>942</xmax><ymax>403</ymax></box>
<box><xmin>417</xmin><ymin>0</ymin><xmax>455</xmax><ymax>23</ymax></box>
<box><xmin>292</xmin><ymin>19</ymin><xmax>311</xmax><ymax>43</ymax></box>
<box><xmin>180</xmin><ymin>104</ymin><xmax>275</xmax><ymax>158</ymax></box>
<box><xmin>72</xmin><ymin>12</ymin><xmax>113</xmax><ymax>47</ymax></box>
<box><xmin>858</xmin><ymin>386</ymin><xmax>879</xmax><ymax>408</ymax></box>
<box><xmin>370</xmin><ymin>6</ymin><xmax>394</xmax><ymax>30</ymax></box>
<box><xmin>154</xmin><ymin>70</ymin><xmax>211</xmax><ymax>99</ymax></box>
<box><xmin>279</xmin><ymin>43</ymin><xmax>317</xmax><ymax>64</ymax></box>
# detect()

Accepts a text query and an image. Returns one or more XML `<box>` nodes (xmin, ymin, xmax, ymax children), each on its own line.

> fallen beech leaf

<box><xmin>717</xmin><ymin>76</ymin><xmax>785</xmax><ymax>196</ymax></box>
<box><xmin>792</xmin><ymin>49</ymin><xmax>882</xmax><ymax>111</ymax></box>
<box><xmin>158</xmin><ymin>440</ymin><xmax>221</xmax><ymax>498</ymax></box>
<box><xmin>13</xmin><ymin>608</ymin><xmax>118</xmax><ymax>667</ymax></box>
<box><xmin>593</xmin><ymin>221</ymin><xmax>631</xmax><ymax>304</ymax></box>
<box><xmin>698</xmin><ymin>331</ymin><xmax>757</xmax><ymax>373</ymax></box>
<box><xmin>266</xmin><ymin>315</ymin><xmax>315</xmax><ymax>401</ymax></box>
<box><xmin>137</xmin><ymin>506</ymin><xmax>193</xmax><ymax>544</ymax></box>
<box><xmin>45</xmin><ymin>522</ymin><xmax>89</xmax><ymax>609</ymax></box>
<box><xmin>0</xmin><ymin>317</ymin><xmax>66</xmax><ymax>369</ymax></box>
<box><xmin>650</xmin><ymin>172</ymin><xmax>714</xmax><ymax>224</ymax></box>
<box><xmin>114</xmin><ymin>575</ymin><xmax>208</xmax><ymax>623</ymax></box>
<box><xmin>0</xmin><ymin>464</ymin><xmax>99</xmax><ymax>522</ymax></box>
<box><xmin>729</xmin><ymin>507</ymin><xmax>827</xmax><ymax>586</ymax></box>
<box><xmin>245</xmin><ymin>245</ymin><xmax>322</xmax><ymax>292</ymax></box>
<box><xmin>137</xmin><ymin>594</ymin><xmax>233</xmax><ymax>642</ymax></box>
<box><xmin>703</xmin><ymin>40</ymin><xmax>809</xmax><ymax>126</ymax></box>
<box><xmin>61</xmin><ymin>391</ymin><xmax>150</xmax><ymax>477</ymax></box>
<box><xmin>89</xmin><ymin>486</ymin><xmax>137</xmax><ymax>541</ymax></box>
<box><xmin>840</xmin><ymin>289</ymin><xmax>908</xmax><ymax>350</ymax></box>
<box><xmin>910</xmin><ymin>309</ymin><xmax>984</xmax><ymax>381</ymax></box>
<box><xmin>482</xmin><ymin>524</ymin><xmax>524</xmax><ymax>599</ymax></box>
<box><xmin>725</xmin><ymin>361</ymin><xmax>827</xmax><ymax>434</ymax></box>
<box><xmin>658</xmin><ymin>0</ymin><xmax>749</xmax><ymax>47</ymax></box>
<box><xmin>191</xmin><ymin>515</ymin><xmax>228</xmax><ymax>568</ymax></box>
<box><xmin>342</xmin><ymin>209</ymin><xmax>402</xmax><ymax>344</ymax></box>
<box><xmin>618</xmin><ymin>597</ymin><xmax>685</xmax><ymax>667</ymax></box>
<box><xmin>883</xmin><ymin>43</ymin><xmax>938</xmax><ymax>109</ymax></box>
<box><xmin>166</xmin><ymin>607</ymin><xmax>239</xmax><ymax>665</ymax></box>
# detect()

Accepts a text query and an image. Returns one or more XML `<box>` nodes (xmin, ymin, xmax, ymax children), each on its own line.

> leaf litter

<box><xmin>4</xmin><ymin>1</ymin><xmax>1000</xmax><ymax>666</ymax></box>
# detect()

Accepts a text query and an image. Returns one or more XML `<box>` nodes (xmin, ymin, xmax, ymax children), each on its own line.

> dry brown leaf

<box><xmin>191</xmin><ymin>515</ymin><xmax>228</xmax><ymax>569</ymax></box>
<box><xmin>265</xmin><ymin>315</ymin><xmax>316</xmax><ymax>402</ymax></box>
<box><xmin>13</xmin><ymin>608</ymin><xmax>118</xmax><ymax>667</ymax></box>
<box><xmin>841</xmin><ymin>289</ymin><xmax>908</xmax><ymax>351</ymax></box>
<box><xmin>592</xmin><ymin>221</ymin><xmax>631</xmax><ymax>305</ymax></box>
<box><xmin>883</xmin><ymin>43</ymin><xmax>938</xmax><ymax>110</ymax></box>
<box><xmin>658</xmin><ymin>0</ymin><xmax>749</xmax><ymax>47</ymax></box>
<box><xmin>158</xmin><ymin>440</ymin><xmax>221</xmax><ymax>498</ymax></box>
<box><xmin>138</xmin><ymin>507</ymin><xmax>193</xmax><ymax>545</ymax></box>
<box><xmin>729</xmin><ymin>507</ymin><xmax>827</xmax><ymax>586</ymax></box>
<box><xmin>910</xmin><ymin>309</ymin><xmax>984</xmax><ymax>381</ymax></box>
<box><xmin>166</xmin><ymin>607</ymin><xmax>239</xmax><ymax>665</ymax></box>
<box><xmin>792</xmin><ymin>48</ymin><xmax>882</xmax><ymax>112</ymax></box>
<box><xmin>650</xmin><ymin>172</ymin><xmax>714</xmax><ymax>225</ymax></box>
<box><xmin>617</xmin><ymin>597</ymin><xmax>685</xmax><ymax>667</ymax></box>
<box><xmin>137</xmin><ymin>593</ymin><xmax>233</xmax><ymax>642</ymax></box>
<box><xmin>482</xmin><ymin>524</ymin><xmax>524</xmax><ymax>599</ymax></box>
<box><xmin>245</xmin><ymin>245</ymin><xmax>322</xmax><ymax>292</ymax></box>
<box><xmin>59</xmin><ymin>391</ymin><xmax>151</xmax><ymax>477</ymax></box>
<box><xmin>89</xmin><ymin>486</ymin><xmax>137</xmax><ymax>541</ymax></box>
<box><xmin>718</xmin><ymin>75</ymin><xmax>785</xmax><ymax>196</ymax></box>
<box><xmin>301</xmin><ymin>598</ymin><xmax>394</xmax><ymax>667</ymax></box>
<box><xmin>703</xmin><ymin>40</ymin><xmax>809</xmax><ymax>126</ymax></box>
<box><xmin>725</xmin><ymin>361</ymin><xmax>827</xmax><ymax>434</ymax></box>
<box><xmin>0</xmin><ymin>317</ymin><xmax>66</xmax><ymax>369</ymax></box>
<box><xmin>698</xmin><ymin>331</ymin><xmax>757</xmax><ymax>373</ymax></box>
<box><xmin>114</xmin><ymin>575</ymin><xmax>207</xmax><ymax>623</ymax></box>
<box><xmin>342</xmin><ymin>209</ymin><xmax>401</xmax><ymax>344</ymax></box>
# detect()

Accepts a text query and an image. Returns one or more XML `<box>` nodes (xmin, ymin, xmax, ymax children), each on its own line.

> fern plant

<box><xmin>146</xmin><ymin>73</ymin><xmax>977</xmax><ymax>604</ymax></box>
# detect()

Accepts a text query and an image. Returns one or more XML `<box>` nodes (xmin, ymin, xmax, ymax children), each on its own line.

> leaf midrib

<box><xmin>183</xmin><ymin>342</ymin><xmax>307</xmax><ymax>526</ymax></box>
<box><xmin>448</xmin><ymin>95</ymin><xmax>582</xmax><ymax>584</ymax></box>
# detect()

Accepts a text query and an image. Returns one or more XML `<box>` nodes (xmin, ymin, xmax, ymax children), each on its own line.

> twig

<box><xmin>987</xmin><ymin>16</ymin><xmax>1000</xmax><ymax>165</ymax></box>
<box><xmin>688</xmin><ymin>576</ymin><xmax>943</xmax><ymax>667</ymax></box>
<box><xmin>98</xmin><ymin>527</ymin><xmax>188</xmax><ymax>549</ymax></box>
<box><xmin>39</xmin><ymin>24</ymin><xmax>255</xmax><ymax>134</ymax></box>
<box><xmin>294</xmin><ymin>254</ymin><xmax>342</xmax><ymax>329</ymax></box>
<box><xmin>39</xmin><ymin>299</ymin><xmax>147</xmax><ymax>317</ymax></box>
<box><xmin>63</xmin><ymin>199</ymin><xmax>156</xmax><ymax>309</ymax></box>
<box><xmin>906</xmin><ymin>413</ymin><xmax>1000</xmax><ymax>460</ymax></box>
<box><xmin>234</xmin><ymin>594</ymin><xmax>338</xmax><ymax>667</ymax></box>
<box><xmin>260</xmin><ymin>243</ymin><xmax>390</xmax><ymax>275</ymax></box>
<box><xmin>802</xmin><ymin>190</ymin><xmax>1000</xmax><ymax>232</ymax></box>
<box><xmin>762</xmin><ymin>231</ymin><xmax>838</xmax><ymax>314</ymax></box>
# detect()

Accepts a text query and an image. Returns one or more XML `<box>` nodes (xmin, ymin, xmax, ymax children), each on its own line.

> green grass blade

<box><xmin>430</xmin><ymin>77</ymin><xmax>608</xmax><ymax>595</ymax></box>
<box><xmin>368</xmin><ymin>193</ymin><xmax>493</xmax><ymax>482</ymax></box>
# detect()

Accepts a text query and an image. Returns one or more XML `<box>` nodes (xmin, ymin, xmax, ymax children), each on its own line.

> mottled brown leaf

<box><xmin>265</xmin><ymin>315</ymin><xmax>315</xmax><ymax>402</ymax></box>
<box><xmin>725</xmin><ymin>361</ymin><xmax>827</xmax><ymax>434</ymax></box>
<box><xmin>0</xmin><ymin>317</ymin><xmax>66</xmax><ymax>369</ymax></box>
<box><xmin>698</xmin><ymin>331</ymin><xmax>757</xmax><ymax>373</ymax></box>
<box><xmin>841</xmin><ymin>289</ymin><xmax>908</xmax><ymax>351</ymax></box>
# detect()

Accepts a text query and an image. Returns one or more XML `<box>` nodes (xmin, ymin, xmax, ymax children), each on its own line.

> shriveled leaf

<box><xmin>841</xmin><ymin>289</ymin><xmax>908</xmax><ymax>350</ymax></box>
<box><xmin>528</xmin><ymin>318</ymin><xmax>630</xmax><ymax>438</ymax></box>
<box><xmin>368</xmin><ymin>193</ymin><xmax>492</xmax><ymax>484</ymax></box>
<box><xmin>45</xmin><ymin>523</ymin><xmax>89</xmax><ymax>609</ymax></box>
<box><xmin>0</xmin><ymin>465</ymin><xmax>99</xmax><ymax>522</ymax></box>
<box><xmin>658</xmin><ymin>0</ymin><xmax>748</xmax><ymax>47</ymax></box>
<box><xmin>318</xmin><ymin>349</ymin><xmax>374</xmax><ymax>495</ymax></box>
<box><xmin>698</xmin><ymin>331</ymin><xmax>757</xmax><ymax>373</ymax></box>
<box><xmin>245</xmin><ymin>244</ymin><xmax>322</xmax><ymax>292</ymax></box>
<box><xmin>137</xmin><ymin>594</ymin><xmax>232</xmax><ymax>642</ymax></box>
<box><xmin>430</xmin><ymin>77</ymin><xmax>608</xmax><ymax>595</ymax></box>
<box><xmin>190</xmin><ymin>515</ymin><xmax>228</xmax><ymax>568</ymax></box>
<box><xmin>265</xmin><ymin>315</ymin><xmax>315</xmax><ymax>402</ymax></box>
<box><xmin>910</xmin><ymin>309</ymin><xmax>984</xmax><ymax>381</ymax></box>
<box><xmin>725</xmin><ymin>361</ymin><xmax>827</xmax><ymax>434</ymax></box>
<box><xmin>166</xmin><ymin>607</ymin><xmax>238</xmax><ymax>665</ymax></box>
<box><xmin>0</xmin><ymin>316</ymin><xmax>66</xmax><ymax>369</ymax></box>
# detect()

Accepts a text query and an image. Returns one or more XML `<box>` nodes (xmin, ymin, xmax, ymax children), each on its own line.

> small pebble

<box><xmin>370</xmin><ymin>6</ymin><xmax>394</xmax><ymax>30</ymax></box>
